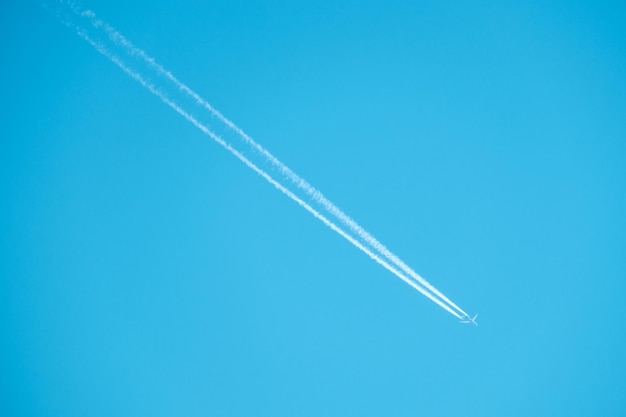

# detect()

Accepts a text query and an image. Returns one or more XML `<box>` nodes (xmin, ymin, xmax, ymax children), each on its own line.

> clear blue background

<box><xmin>2</xmin><ymin>1</ymin><xmax>625</xmax><ymax>415</ymax></box>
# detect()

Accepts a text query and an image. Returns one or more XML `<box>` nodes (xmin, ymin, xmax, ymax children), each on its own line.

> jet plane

<box><xmin>460</xmin><ymin>314</ymin><xmax>478</xmax><ymax>326</ymax></box>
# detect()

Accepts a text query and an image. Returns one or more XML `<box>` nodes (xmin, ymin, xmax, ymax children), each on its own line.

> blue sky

<box><xmin>2</xmin><ymin>1</ymin><xmax>626</xmax><ymax>416</ymax></box>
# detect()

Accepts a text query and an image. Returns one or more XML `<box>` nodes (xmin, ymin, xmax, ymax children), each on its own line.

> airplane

<box><xmin>460</xmin><ymin>314</ymin><xmax>478</xmax><ymax>326</ymax></box>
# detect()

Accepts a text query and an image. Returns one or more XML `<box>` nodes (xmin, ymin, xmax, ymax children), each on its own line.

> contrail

<box><xmin>51</xmin><ymin>2</ymin><xmax>472</xmax><ymax>320</ymax></box>
<box><xmin>67</xmin><ymin>4</ymin><xmax>471</xmax><ymax>319</ymax></box>
<box><xmin>55</xmin><ymin>17</ymin><xmax>462</xmax><ymax>320</ymax></box>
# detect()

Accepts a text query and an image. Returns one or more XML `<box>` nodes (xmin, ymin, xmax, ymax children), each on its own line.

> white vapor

<box><xmin>51</xmin><ymin>1</ymin><xmax>472</xmax><ymax>321</ymax></box>
<box><xmin>71</xmin><ymin>7</ymin><xmax>470</xmax><ymax>319</ymax></box>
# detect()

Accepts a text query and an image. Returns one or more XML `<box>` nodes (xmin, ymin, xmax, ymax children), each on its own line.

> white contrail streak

<box><xmin>68</xmin><ymin>6</ymin><xmax>470</xmax><ymax>319</ymax></box>
<box><xmin>57</xmin><ymin>17</ymin><xmax>462</xmax><ymax>319</ymax></box>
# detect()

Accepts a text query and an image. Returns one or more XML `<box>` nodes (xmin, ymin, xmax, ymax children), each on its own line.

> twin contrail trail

<box><xmin>79</xmin><ymin>9</ymin><xmax>471</xmax><ymax>320</ymax></box>
<box><xmin>51</xmin><ymin>1</ymin><xmax>473</xmax><ymax>322</ymax></box>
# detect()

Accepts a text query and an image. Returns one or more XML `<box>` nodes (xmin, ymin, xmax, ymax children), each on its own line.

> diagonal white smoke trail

<box><xmin>62</xmin><ymin>20</ymin><xmax>462</xmax><ymax>319</ymax></box>
<box><xmin>51</xmin><ymin>1</ymin><xmax>472</xmax><ymax>320</ymax></box>
<box><xmin>66</xmin><ymin>5</ymin><xmax>471</xmax><ymax>319</ymax></box>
